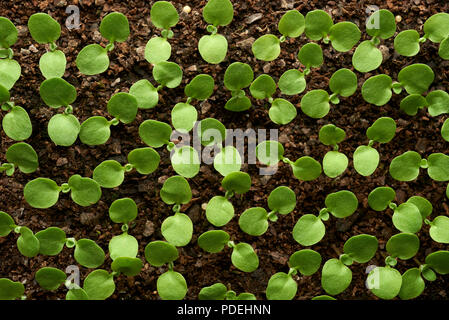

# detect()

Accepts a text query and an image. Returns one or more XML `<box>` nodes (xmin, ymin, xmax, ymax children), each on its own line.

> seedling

<box><xmin>0</xmin><ymin>17</ymin><xmax>21</xmax><ymax>90</ymax></box>
<box><xmin>292</xmin><ymin>190</ymin><xmax>359</xmax><ymax>246</ymax></box>
<box><xmin>1</xmin><ymin>100</ymin><xmax>33</xmax><ymax>141</ymax></box>
<box><xmin>223</xmin><ymin>62</ymin><xmax>254</xmax><ymax>112</ymax></box>
<box><xmin>76</xmin><ymin>12</ymin><xmax>130</xmax><ymax>75</ymax></box>
<box><xmin>28</xmin><ymin>13</ymin><xmax>66</xmax><ymax>78</ymax></box>
<box><xmin>0</xmin><ymin>211</ymin><xmax>39</xmax><ymax>258</ymax></box>
<box><xmin>301</xmin><ymin>68</ymin><xmax>357</xmax><ymax>118</ymax></box>
<box><xmin>66</xmin><ymin>269</ymin><xmax>117</xmax><ymax>300</ymax></box>
<box><xmin>0</xmin><ymin>278</ymin><xmax>25</xmax><ymax>300</ymax></box>
<box><xmin>400</xmin><ymin>90</ymin><xmax>449</xmax><ymax>117</ymax></box>
<box><xmin>239</xmin><ymin>186</ymin><xmax>296</xmax><ymax>236</ymax></box>
<box><xmin>24</xmin><ymin>175</ymin><xmax>102</xmax><ymax>208</ymax></box>
<box><xmin>197</xmin><ymin>230</ymin><xmax>259</xmax><ymax>272</ymax></box>
<box><xmin>199</xmin><ymin>283</ymin><xmax>256</xmax><ymax>300</ymax></box>
<box><xmin>256</xmin><ymin>140</ymin><xmax>322</xmax><ymax>181</ymax></box>
<box><xmin>318</xmin><ymin>124</ymin><xmax>348</xmax><ymax>178</ymax></box>
<box><xmin>252</xmin><ymin>10</ymin><xmax>305</xmax><ymax>61</ymax></box>
<box><xmin>266</xmin><ymin>249</ymin><xmax>321</xmax><ymax>300</ymax></box>
<box><xmin>144</xmin><ymin>240</ymin><xmax>187</xmax><ymax>300</ymax></box>
<box><xmin>206</xmin><ymin>171</ymin><xmax>251</xmax><ymax>227</ymax></box>
<box><xmin>353</xmin><ymin>117</ymin><xmax>396</xmax><ymax>176</ymax></box>
<box><xmin>442</xmin><ymin>119</ymin><xmax>449</xmax><ymax>142</ymax></box>
<box><xmin>1</xmin><ymin>142</ymin><xmax>38</xmax><ymax>176</ymax></box>
<box><xmin>352</xmin><ymin>9</ymin><xmax>396</xmax><ymax>72</ymax></box>
<box><xmin>145</xmin><ymin>1</ymin><xmax>179</xmax><ymax>64</ymax></box>
<box><xmin>321</xmin><ymin>234</ymin><xmax>378</xmax><ymax>295</ymax></box>
<box><xmin>198</xmin><ymin>0</ymin><xmax>234</xmax><ymax>64</ymax></box>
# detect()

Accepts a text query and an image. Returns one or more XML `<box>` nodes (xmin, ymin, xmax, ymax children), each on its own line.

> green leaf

<box><xmin>0</xmin><ymin>17</ymin><xmax>18</xmax><ymax>48</ymax></box>
<box><xmin>389</xmin><ymin>151</ymin><xmax>422</xmax><ymax>181</ymax></box>
<box><xmin>205</xmin><ymin>196</ymin><xmax>234</xmax><ymax>227</ymax></box>
<box><xmin>235</xmin><ymin>293</ymin><xmax>256</xmax><ymax>300</ymax></box>
<box><xmin>111</xmin><ymin>257</ymin><xmax>143</xmax><ymax>277</ymax></box>
<box><xmin>256</xmin><ymin>140</ymin><xmax>284</xmax><ymax>166</ymax></box>
<box><xmin>171</xmin><ymin>146</ymin><xmax>200</xmax><ymax>178</ymax></box>
<box><xmin>24</xmin><ymin>178</ymin><xmax>60</xmax><ymax>209</ymax></box>
<box><xmin>291</xmin><ymin>156</ymin><xmax>322</xmax><ymax>181</ymax></box>
<box><xmin>239</xmin><ymin>207</ymin><xmax>268</xmax><ymax>236</ymax></box>
<box><xmin>129</xmin><ymin>79</ymin><xmax>159</xmax><ymax>109</ymax></box>
<box><xmin>268</xmin><ymin>186</ymin><xmax>296</xmax><ymax>215</ymax></box>
<box><xmin>304</xmin><ymin>10</ymin><xmax>333</xmax><ymax>40</ymax></box>
<box><xmin>213</xmin><ymin>146</ymin><xmax>242</xmax><ymax>176</ymax></box>
<box><xmin>300</xmin><ymin>89</ymin><xmax>330</xmax><ymax>118</ymax></box>
<box><xmin>93</xmin><ymin>160</ymin><xmax>125</xmax><ymax>188</ymax></box>
<box><xmin>35</xmin><ymin>227</ymin><xmax>66</xmax><ymax>256</ymax></box>
<box><xmin>321</xmin><ymin>259</ymin><xmax>352</xmax><ymax>295</ymax></box>
<box><xmin>398</xmin><ymin>63</ymin><xmax>434</xmax><ymax>95</ymax></box>
<box><xmin>289</xmin><ymin>249</ymin><xmax>322</xmax><ymax>276</ymax></box>
<box><xmin>74</xmin><ymin>239</ymin><xmax>105</xmax><ymax>268</ymax></box>
<box><xmin>329</xmin><ymin>22</ymin><xmax>361</xmax><ymax>52</ymax></box>
<box><xmin>344</xmin><ymin>234</ymin><xmax>378</xmax><ymax>263</ymax></box>
<box><xmin>298</xmin><ymin>43</ymin><xmax>323</xmax><ymax>69</ymax></box>
<box><xmin>6</xmin><ymin>142</ymin><xmax>38</xmax><ymax>174</ymax></box>
<box><xmin>160</xmin><ymin>175</ymin><xmax>192</xmax><ymax>205</ymax></box>
<box><xmin>399</xmin><ymin>268</ymin><xmax>425</xmax><ymax>300</ymax></box>
<box><xmin>157</xmin><ymin>271</ymin><xmax>187</xmax><ymax>300</ymax></box>
<box><xmin>153</xmin><ymin>61</ymin><xmax>183</xmax><ymax>88</ymax></box>
<box><xmin>0</xmin><ymin>278</ymin><xmax>24</xmax><ymax>300</ymax></box>
<box><xmin>48</xmin><ymin>114</ymin><xmax>80</xmax><ymax>146</ymax></box>
<box><xmin>28</xmin><ymin>13</ymin><xmax>61</xmax><ymax>44</ymax></box>
<box><xmin>439</xmin><ymin>37</ymin><xmax>449</xmax><ymax>60</ymax></box>
<box><xmin>407</xmin><ymin>196</ymin><xmax>433</xmax><ymax>219</ymax></box>
<box><xmin>386</xmin><ymin>233</ymin><xmax>420</xmax><ymax>260</ymax></box>
<box><xmin>429</xmin><ymin>216</ymin><xmax>449</xmax><ymax>243</ymax></box>
<box><xmin>39</xmin><ymin>78</ymin><xmax>76</xmax><ymax>108</ymax></box>
<box><xmin>319</xmin><ymin>124</ymin><xmax>345</xmax><ymax>146</ymax></box>
<box><xmin>0</xmin><ymin>59</ymin><xmax>21</xmax><ymax>90</ymax></box>
<box><xmin>83</xmin><ymin>270</ymin><xmax>115</xmax><ymax>300</ymax></box>
<box><xmin>0</xmin><ymin>211</ymin><xmax>15</xmax><ymax>237</ymax></box>
<box><xmin>2</xmin><ymin>106</ymin><xmax>32</xmax><ymax>141</ymax></box>
<box><xmin>79</xmin><ymin>116</ymin><xmax>111</xmax><ymax>145</ymax></box>
<box><xmin>278</xmin><ymin>69</ymin><xmax>306</xmax><ymax>95</ymax></box>
<box><xmin>353</xmin><ymin>146</ymin><xmax>379</xmax><ymax>177</ymax></box>
<box><xmin>325</xmin><ymin>190</ymin><xmax>358</xmax><ymax>218</ymax></box>
<box><xmin>399</xmin><ymin>94</ymin><xmax>427</xmax><ymax>116</ymax></box>
<box><xmin>250</xmin><ymin>74</ymin><xmax>276</xmax><ymax>99</ymax></box>
<box><xmin>269</xmin><ymin>98</ymin><xmax>297</xmax><ymax>125</ymax></box>
<box><xmin>145</xmin><ymin>36</ymin><xmax>171</xmax><ymax>64</ymax></box>
<box><xmin>423</xmin><ymin>13</ymin><xmax>449</xmax><ymax>42</ymax></box>
<box><xmin>231</xmin><ymin>243</ymin><xmax>259</xmax><ymax>272</ymax></box>
<box><xmin>329</xmin><ymin>68</ymin><xmax>357</xmax><ymax>97</ymax></box>
<box><xmin>128</xmin><ymin>147</ymin><xmax>160</xmax><ymax>175</ymax></box>
<box><xmin>352</xmin><ymin>40</ymin><xmax>383</xmax><ymax>73</ymax></box>
<box><xmin>198</xmin><ymin>117</ymin><xmax>226</xmax><ymax>146</ymax></box>
<box><xmin>224</xmin><ymin>95</ymin><xmax>252</xmax><ymax>112</ymax></box>
<box><xmin>139</xmin><ymin>120</ymin><xmax>172</xmax><ymax>148</ymax></box>
<box><xmin>278</xmin><ymin>10</ymin><xmax>304</xmax><ymax>38</ymax></box>
<box><xmin>252</xmin><ymin>34</ymin><xmax>281</xmax><ymax>61</ymax></box>
<box><xmin>109</xmin><ymin>198</ymin><xmax>137</xmax><ymax>224</ymax></box>
<box><xmin>197</xmin><ymin>230</ymin><xmax>230</xmax><ymax>253</ymax></box>
<box><xmin>366</xmin><ymin>117</ymin><xmax>396</xmax><ymax>143</ymax></box>
<box><xmin>427</xmin><ymin>153</ymin><xmax>449</xmax><ymax>181</ymax></box>
<box><xmin>292</xmin><ymin>214</ymin><xmax>325</xmax><ymax>246</ymax></box>
<box><xmin>107</xmin><ymin>92</ymin><xmax>138</xmax><ymax>124</ymax></box>
<box><xmin>312</xmin><ymin>295</ymin><xmax>336</xmax><ymax>300</ymax></box>
<box><xmin>426</xmin><ymin>90</ymin><xmax>449</xmax><ymax>117</ymax></box>
<box><xmin>323</xmin><ymin>151</ymin><xmax>348</xmax><ymax>178</ymax></box>
<box><xmin>224</xmin><ymin>62</ymin><xmax>254</xmax><ymax>91</ymax></box>
<box><xmin>361</xmin><ymin>74</ymin><xmax>393</xmax><ymax>106</ymax></box>
<box><xmin>100</xmin><ymin>12</ymin><xmax>129</xmax><ymax>42</ymax></box>
<box><xmin>16</xmin><ymin>226</ymin><xmax>40</xmax><ymax>258</ymax></box>
<box><xmin>367</xmin><ymin>267</ymin><xmax>402</xmax><ymax>300</ymax></box>
<box><xmin>266</xmin><ymin>272</ymin><xmax>297</xmax><ymax>300</ymax></box>
<box><xmin>392</xmin><ymin>203</ymin><xmax>423</xmax><ymax>233</ymax></box>
<box><xmin>394</xmin><ymin>30</ymin><xmax>420</xmax><ymax>57</ymax></box>
<box><xmin>76</xmin><ymin>44</ymin><xmax>109</xmax><ymax>75</ymax></box>
<box><xmin>221</xmin><ymin>171</ymin><xmax>251</xmax><ymax>194</ymax></box>
<box><xmin>144</xmin><ymin>241</ymin><xmax>178</xmax><ymax>267</ymax></box>
<box><xmin>109</xmin><ymin>233</ymin><xmax>138</xmax><ymax>260</ymax></box>
<box><xmin>366</xmin><ymin>9</ymin><xmax>396</xmax><ymax>39</ymax></box>
<box><xmin>203</xmin><ymin>0</ymin><xmax>233</xmax><ymax>27</ymax></box>
<box><xmin>368</xmin><ymin>187</ymin><xmax>395</xmax><ymax>211</ymax></box>
<box><xmin>39</xmin><ymin>50</ymin><xmax>66</xmax><ymax>78</ymax></box>
<box><xmin>66</xmin><ymin>288</ymin><xmax>89</xmax><ymax>300</ymax></box>
<box><xmin>151</xmin><ymin>1</ymin><xmax>179</xmax><ymax>29</ymax></box>
<box><xmin>425</xmin><ymin>251</ymin><xmax>449</xmax><ymax>274</ymax></box>
<box><xmin>185</xmin><ymin>74</ymin><xmax>215</xmax><ymax>100</ymax></box>
<box><xmin>199</xmin><ymin>283</ymin><xmax>227</xmax><ymax>300</ymax></box>
<box><xmin>162</xmin><ymin>213</ymin><xmax>193</xmax><ymax>247</ymax></box>
<box><xmin>0</xmin><ymin>83</ymin><xmax>9</xmax><ymax>104</ymax></box>
<box><xmin>198</xmin><ymin>34</ymin><xmax>228</xmax><ymax>64</ymax></box>
<box><xmin>35</xmin><ymin>267</ymin><xmax>66</xmax><ymax>291</ymax></box>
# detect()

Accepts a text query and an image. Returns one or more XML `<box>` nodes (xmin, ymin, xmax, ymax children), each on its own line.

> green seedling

<box><xmin>252</xmin><ymin>10</ymin><xmax>305</xmax><ymax>61</ymax></box>
<box><xmin>292</xmin><ymin>190</ymin><xmax>359</xmax><ymax>246</ymax></box>
<box><xmin>144</xmin><ymin>240</ymin><xmax>187</xmax><ymax>300</ymax></box>
<box><xmin>353</xmin><ymin>117</ymin><xmax>396</xmax><ymax>176</ymax></box>
<box><xmin>1</xmin><ymin>142</ymin><xmax>38</xmax><ymax>176</ymax></box>
<box><xmin>198</xmin><ymin>0</ymin><xmax>234</xmax><ymax>64</ymax></box>
<box><xmin>76</xmin><ymin>12</ymin><xmax>130</xmax><ymax>75</ymax></box>
<box><xmin>145</xmin><ymin>1</ymin><xmax>179</xmax><ymax>64</ymax></box>
<box><xmin>1</xmin><ymin>100</ymin><xmax>33</xmax><ymax>141</ymax></box>
<box><xmin>318</xmin><ymin>124</ymin><xmax>348</xmax><ymax>178</ymax></box>
<box><xmin>171</xmin><ymin>74</ymin><xmax>215</xmax><ymax>132</ymax></box>
<box><xmin>199</xmin><ymin>283</ymin><xmax>256</xmax><ymax>300</ymax></box>
<box><xmin>0</xmin><ymin>278</ymin><xmax>25</xmax><ymax>300</ymax></box>
<box><xmin>256</xmin><ymin>140</ymin><xmax>322</xmax><ymax>181</ymax></box>
<box><xmin>0</xmin><ymin>17</ymin><xmax>21</xmax><ymax>90</ymax></box>
<box><xmin>322</xmin><ymin>234</ymin><xmax>378</xmax><ymax>296</ymax></box>
<box><xmin>198</xmin><ymin>230</ymin><xmax>259</xmax><ymax>272</ymax></box>
<box><xmin>206</xmin><ymin>171</ymin><xmax>251</xmax><ymax>227</ymax></box>
<box><xmin>24</xmin><ymin>175</ymin><xmax>102</xmax><ymax>208</ymax></box>
<box><xmin>400</xmin><ymin>90</ymin><xmax>449</xmax><ymax>117</ymax></box>
<box><xmin>266</xmin><ymin>249</ymin><xmax>321</xmax><ymax>300</ymax></box>
<box><xmin>301</xmin><ymin>68</ymin><xmax>357</xmax><ymax>118</ymax></box>
<box><xmin>0</xmin><ymin>211</ymin><xmax>39</xmax><ymax>258</ymax></box>
<box><xmin>28</xmin><ymin>13</ymin><xmax>66</xmax><ymax>78</ymax></box>
<box><xmin>223</xmin><ymin>62</ymin><xmax>254</xmax><ymax>112</ymax></box>
<box><xmin>353</xmin><ymin>9</ymin><xmax>396</xmax><ymax>72</ymax></box>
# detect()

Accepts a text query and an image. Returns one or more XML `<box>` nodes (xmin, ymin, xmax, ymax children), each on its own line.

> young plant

<box><xmin>76</xmin><ymin>12</ymin><xmax>130</xmax><ymax>75</ymax></box>
<box><xmin>321</xmin><ymin>234</ymin><xmax>378</xmax><ymax>296</ymax></box>
<box><xmin>145</xmin><ymin>1</ymin><xmax>179</xmax><ymax>64</ymax></box>
<box><xmin>0</xmin><ymin>278</ymin><xmax>25</xmax><ymax>300</ymax></box>
<box><xmin>0</xmin><ymin>17</ymin><xmax>21</xmax><ymax>90</ymax></box>
<box><xmin>352</xmin><ymin>9</ymin><xmax>396</xmax><ymax>72</ymax></box>
<box><xmin>366</xmin><ymin>260</ymin><xmax>403</xmax><ymax>300</ymax></box>
<box><xmin>353</xmin><ymin>117</ymin><xmax>396</xmax><ymax>176</ymax></box>
<box><xmin>198</xmin><ymin>0</ymin><xmax>234</xmax><ymax>64</ymax></box>
<box><xmin>144</xmin><ymin>240</ymin><xmax>187</xmax><ymax>300</ymax></box>
<box><xmin>399</xmin><ymin>90</ymin><xmax>449</xmax><ymax>117</ymax></box>
<box><xmin>199</xmin><ymin>283</ymin><xmax>256</xmax><ymax>300</ymax></box>
<box><xmin>292</xmin><ymin>190</ymin><xmax>359</xmax><ymax>246</ymax></box>
<box><xmin>318</xmin><ymin>124</ymin><xmax>348</xmax><ymax>178</ymax></box>
<box><xmin>28</xmin><ymin>13</ymin><xmax>66</xmax><ymax>78</ymax></box>
<box><xmin>266</xmin><ymin>249</ymin><xmax>321</xmax><ymax>300</ymax></box>
<box><xmin>300</xmin><ymin>68</ymin><xmax>357</xmax><ymax>118</ymax></box>
<box><xmin>223</xmin><ymin>62</ymin><xmax>253</xmax><ymax>112</ymax></box>
<box><xmin>252</xmin><ymin>10</ymin><xmax>305</xmax><ymax>61</ymax></box>
<box><xmin>1</xmin><ymin>99</ymin><xmax>32</xmax><ymax>141</ymax></box>
<box><xmin>206</xmin><ymin>171</ymin><xmax>251</xmax><ymax>227</ymax></box>
<box><xmin>239</xmin><ymin>186</ymin><xmax>296</xmax><ymax>236</ymax></box>
<box><xmin>1</xmin><ymin>142</ymin><xmax>38</xmax><ymax>176</ymax></box>
<box><xmin>24</xmin><ymin>175</ymin><xmax>102</xmax><ymax>208</ymax></box>
<box><xmin>197</xmin><ymin>230</ymin><xmax>259</xmax><ymax>273</ymax></box>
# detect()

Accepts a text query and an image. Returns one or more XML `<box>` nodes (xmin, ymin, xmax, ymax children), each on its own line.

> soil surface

<box><xmin>1</xmin><ymin>0</ymin><xmax>449</xmax><ymax>300</ymax></box>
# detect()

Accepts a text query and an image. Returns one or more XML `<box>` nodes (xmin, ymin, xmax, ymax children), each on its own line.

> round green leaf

<box><xmin>68</xmin><ymin>175</ymin><xmax>101</xmax><ymax>207</ymax></box>
<box><xmin>79</xmin><ymin>116</ymin><xmax>111</xmax><ymax>146</ymax></box>
<box><xmin>398</xmin><ymin>64</ymin><xmax>434</xmax><ymax>95</ymax></box>
<box><xmin>0</xmin><ymin>211</ymin><xmax>15</xmax><ymax>237</ymax></box>
<box><xmin>162</xmin><ymin>213</ymin><xmax>193</xmax><ymax>247</ymax></box>
<box><xmin>279</xmin><ymin>10</ymin><xmax>304</xmax><ymax>38</ymax></box>
<box><xmin>268</xmin><ymin>186</ymin><xmax>296</xmax><ymax>214</ymax></box>
<box><xmin>74</xmin><ymin>239</ymin><xmax>105</xmax><ymax>269</ymax></box>
<box><xmin>39</xmin><ymin>50</ymin><xmax>66</xmax><ymax>78</ymax></box>
<box><xmin>361</xmin><ymin>74</ymin><xmax>393</xmax><ymax>106</ymax></box>
<box><xmin>386</xmin><ymin>233</ymin><xmax>420</xmax><ymax>260</ymax></box>
<box><xmin>66</xmin><ymin>288</ymin><xmax>89</xmax><ymax>300</ymax></box>
<box><xmin>39</xmin><ymin>78</ymin><xmax>76</xmax><ymax>108</ymax></box>
<box><xmin>171</xmin><ymin>146</ymin><xmax>200</xmax><ymax>178</ymax></box>
<box><xmin>301</xmin><ymin>89</ymin><xmax>330</xmax><ymax>119</ymax></box>
<box><xmin>144</xmin><ymin>241</ymin><xmax>178</xmax><ymax>267</ymax></box>
<box><xmin>231</xmin><ymin>243</ymin><xmax>259</xmax><ymax>272</ymax></box>
<box><xmin>442</xmin><ymin>119</ymin><xmax>449</xmax><ymax>142</ymax></box>
<box><xmin>325</xmin><ymin>190</ymin><xmax>358</xmax><ymax>218</ymax></box>
<box><xmin>424</xmin><ymin>13</ymin><xmax>449</xmax><ymax>42</ymax></box>
<box><xmin>107</xmin><ymin>92</ymin><xmax>138</xmax><ymax>124</ymax></box>
<box><xmin>353</xmin><ymin>146</ymin><xmax>379</xmax><ymax>177</ymax></box>
<box><xmin>368</xmin><ymin>187</ymin><xmax>396</xmax><ymax>211</ymax></box>
<box><xmin>256</xmin><ymin>140</ymin><xmax>284</xmax><ymax>166</ymax></box>
<box><xmin>0</xmin><ymin>278</ymin><xmax>24</xmax><ymax>300</ymax></box>
<box><xmin>48</xmin><ymin>114</ymin><xmax>80</xmax><ymax>146</ymax></box>
<box><xmin>269</xmin><ymin>98</ymin><xmax>297</xmax><ymax>125</ymax></box>
<box><xmin>6</xmin><ymin>142</ymin><xmax>38</xmax><ymax>174</ymax></box>
<box><xmin>366</xmin><ymin>9</ymin><xmax>396</xmax><ymax>39</ymax></box>
<box><xmin>266</xmin><ymin>272</ymin><xmax>297</xmax><ymax>300</ymax></box>
<box><xmin>111</xmin><ymin>257</ymin><xmax>143</xmax><ymax>277</ymax></box>
<box><xmin>224</xmin><ymin>62</ymin><xmax>254</xmax><ymax>91</ymax></box>
<box><xmin>145</xmin><ymin>36</ymin><xmax>171</xmax><ymax>64</ymax></box>
<box><xmin>399</xmin><ymin>268</ymin><xmax>425</xmax><ymax>300</ymax></box>
<box><xmin>392</xmin><ymin>203</ymin><xmax>423</xmax><ymax>233</ymax></box>
<box><xmin>429</xmin><ymin>216</ymin><xmax>449</xmax><ymax>243</ymax></box>
<box><xmin>319</xmin><ymin>124</ymin><xmax>345</xmax><ymax>146</ymax></box>
<box><xmin>329</xmin><ymin>68</ymin><xmax>357</xmax><ymax>97</ymax></box>
<box><xmin>213</xmin><ymin>146</ymin><xmax>242</xmax><ymax>176</ymax></box>
<box><xmin>129</xmin><ymin>79</ymin><xmax>158</xmax><ymax>109</ymax></box>
<box><xmin>197</xmin><ymin>230</ymin><xmax>230</xmax><ymax>253</ymax></box>
<box><xmin>250</xmin><ymin>74</ymin><xmax>276</xmax><ymax>99</ymax></box>
<box><xmin>278</xmin><ymin>69</ymin><xmax>306</xmax><ymax>95</ymax></box>
<box><xmin>439</xmin><ymin>37</ymin><xmax>449</xmax><ymax>59</ymax></box>
<box><xmin>298</xmin><ymin>43</ymin><xmax>323</xmax><ymax>69</ymax></box>
<box><xmin>0</xmin><ymin>84</ymin><xmax>9</xmax><ymax>104</ymax></box>
<box><xmin>425</xmin><ymin>251</ymin><xmax>449</xmax><ymax>274</ymax></box>
<box><xmin>76</xmin><ymin>44</ymin><xmax>109</xmax><ymax>75</ymax></box>
<box><xmin>289</xmin><ymin>249</ymin><xmax>322</xmax><ymax>276</ymax></box>
<box><xmin>304</xmin><ymin>10</ymin><xmax>333</xmax><ymax>40</ymax></box>
<box><xmin>151</xmin><ymin>1</ymin><xmax>179</xmax><ymax>29</ymax></box>
<box><xmin>109</xmin><ymin>233</ymin><xmax>138</xmax><ymax>260</ymax></box>
<box><xmin>100</xmin><ymin>12</ymin><xmax>129</xmax><ymax>42</ymax></box>
<box><xmin>394</xmin><ymin>30</ymin><xmax>420</xmax><ymax>57</ymax></box>
<box><xmin>389</xmin><ymin>151</ymin><xmax>422</xmax><ymax>181</ymax></box>
<box><xmin>139</xmin><ymin>120</ymin><xmax>172</xmax><ymax>148</ymax></box>
<box><xmin>224</xmin><ymin>95</ymin><xmax>252</xmax><ymax>112</ymax></box>
<box><xmin>203</xmin><ymin>0</ymin><xmax>233</xmax><ymax>27</ymax></box>
<box><xmin>352</xmin><ymin>40</ymin><xmax>383</xmax><ymax>73</ymax></box>
<box><xmin>239</xmin><ymin>207</ymin><xmax>268</xmax><ymax>236</ymax></box>
<box><xmin>427</xmin><ymin>153</ymin><xmax>449</xmax><ymax>181</ymax></box>
<box><xmin>109</xmin><ymin>198</ymin><xmax>137</xmax><ymax>224</ymax></box>
<box><xmin>427</xmin><ymin>90</ymin><xmax>449</xmax><ymax>117</ymax></box>
<box><xmin>367</xmin><ymin>267</ymin><xmax>402</xmax><ymax>300</ymax></box>
<box><xmin>198</xmin><ymin>34</ymin><xmax>228</xmax><ymax>64</ymax></box>
<box><xmin>400</xmin><ymin>94</ymin><xmax>427</xmax><ymax>116</ymax></box>
<box><xmin>323</xmin><ymin>151</ymin><xmax>348</xmax><ymax>178</ymax></box>
<box><xmin>83</xmin><ymin>270</ymin><xmax>115</xmax><ymax>300</ymax></box>
<box><xmin>205</xmin><ymin>196</ymin><xmax>234</xmax><ymax>227</ymax></box>
<box><xmin>252</xmin><ymin>34</ymin><xmax>281</xmax><ymax>62</ymax></box>
<box><xmin>35</xmin><ymin>267</ymin><xmax>66</xmax><ymax>291</ymax></box>
<box><xmin>16</xmin><ymin>226</ymin><xmax>39</xmax><ymax>258</ymax></box>
<box><xmin>127</xmin><ymin>147</ymin><xmax>160</xmax><ymax>175</ymax></box>
<box><xmin>160</xmin><ymin>175</ymin><xmax>192</xmax><ymax>205</ymax></box>
<box><xmin>185</xmin><ymin>74</ymin><xmax>215</xmax><ymax>100</ymax></box>
<box><xmin>0</xmin><ymin>17</ymin><xmax>18</xmax><ymax>48</ymax></box>
<box><xmin>321</xmin><ymin>259</ymin><xmax>352</xmax><ymax>295</ymax></box>
<box><xmin>291</xmin><ymin>156</ymin><xmax>322</xmax><ymax>181</ymax></box>
<box><xmin>292</xmin><ymin>214</ymin><xmax>325</xmax><ymax>246</ymax></box>
<box><xmin>366</xmin><ymin>117</ymin><xmax>396</xmax><ymax>143</ymax></box>
<box><xmin>28</xmin><ymin>13</ymin><xmax>61</xmax><ymax>44</ymax></box>
<box><xmin>153</xmin><ymin>61</ymin><xmax>183</xmax><ymax>88</ymax></box>
<box><xmin>24</xmin><ymin>178</ymin><xmax>60</xmax><ymax>209</ymax></box>
<box><xmin>407</xmin><ymin>196</ymin><xmax>433</xmax><ymax>219</ymax></box>
<box><xmin>35</xmin><ymin>227</ymin><xmax>66</xmax><ymax>256</ymax></box>
<box><xmin>221</xmin><ymin>171</ymin><xmax>251</xmax><ymax>194</ymax></box>
<box><xmin>0</xmin><ymin>59</ymin><xmax>21</xmax><ymax>90</ymax></box>
<box><xmin>93</xmin><ymin>160</ymin><xmax>125</xmax><ymax>188</ymax></box>
<box><xmin>198</xmin><ymin>118</ymin><xmax>226</xmax><ymax>146</ymax></box>
<box><xmin>157</xmin><ymin>271</ymin><xmax>187</xmax><ymax>300</ymax></box>
<box><xmin>199</xmin><ymin>283</ymin><xmax>227</xmax><ymax>300</ymax></box>
<box><xmin>329</xmin><ymin>22</ymin><xmax>361</xmax><ymax>52</ymax></box>
<box><xmin>344</xmin><ymin>234</ymin><xmax>378</xmax><ymax>263</ymax></box>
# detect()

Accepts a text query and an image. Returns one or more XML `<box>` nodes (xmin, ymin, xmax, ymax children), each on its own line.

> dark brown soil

<box><xmin>1</xmin><ymin>0</ymin><xmax>449</xmax><ymax>300</ymax></box>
